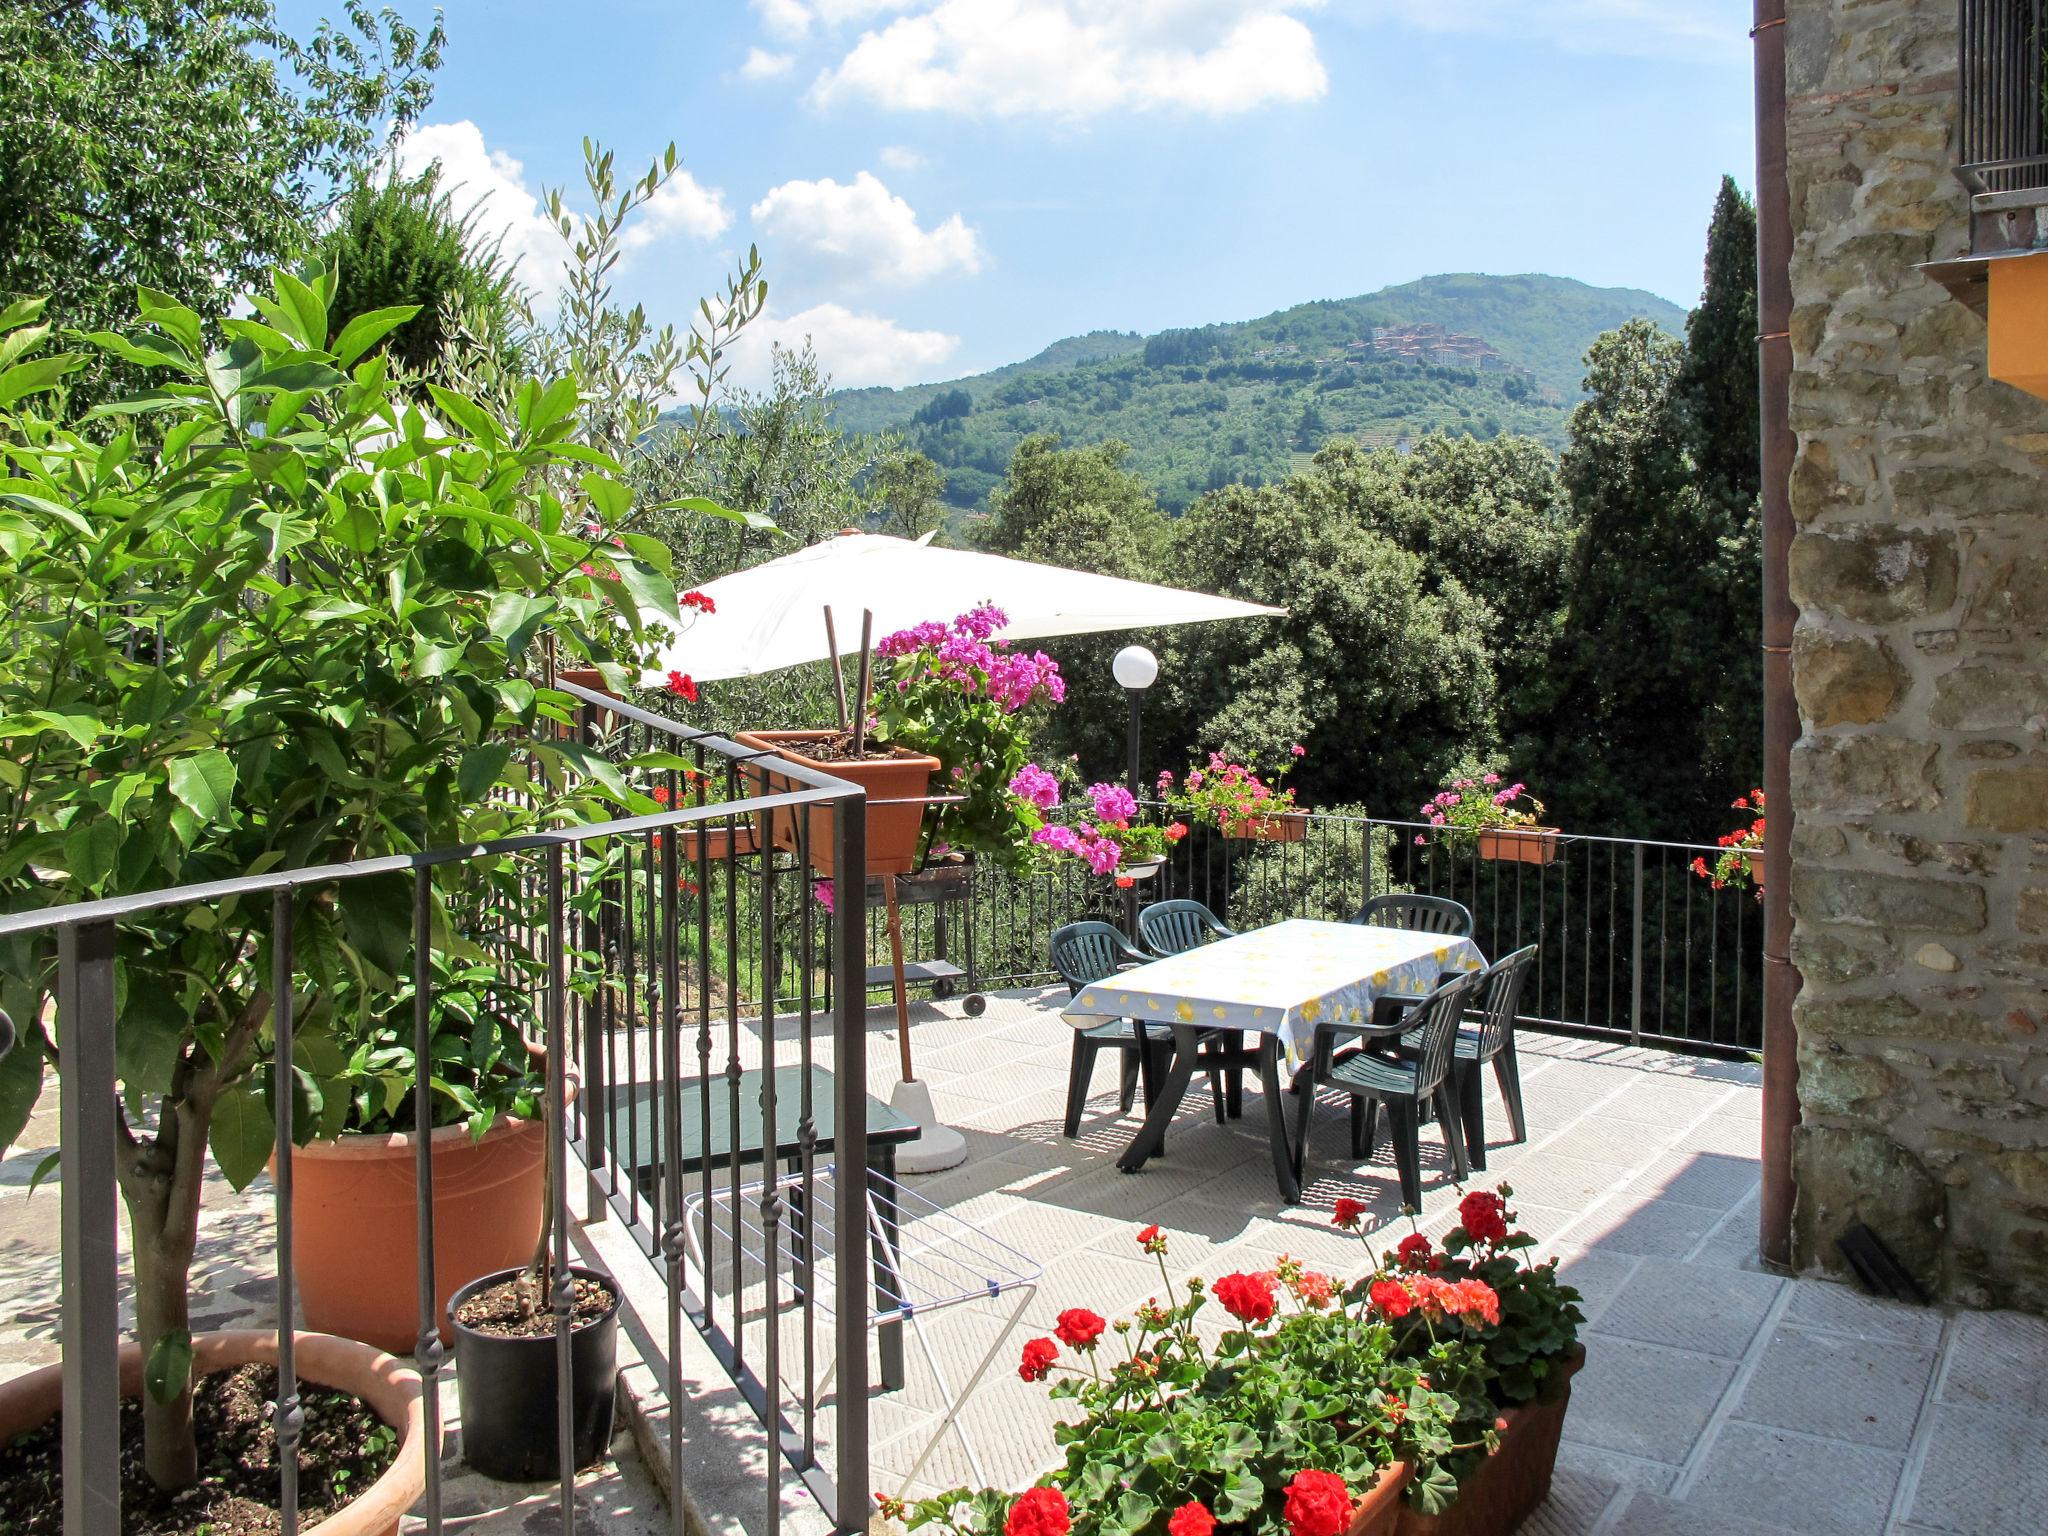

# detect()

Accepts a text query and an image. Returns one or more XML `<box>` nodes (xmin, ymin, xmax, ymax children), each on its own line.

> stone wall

<box><xmin>1784</xmin><ymin>0</ymin><xmax>2048</xmax><ymax>1310</ymax></box>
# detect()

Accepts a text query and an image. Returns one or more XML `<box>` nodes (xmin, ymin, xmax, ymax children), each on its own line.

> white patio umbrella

<box><xmin>641</xmin><ymin>530</ymin><xmax>1283</xmax><ymax>684</ymax></box>
<box><xmin>640</xmin><ymin>531</ymin><xmax>1285</xmax><ymax>1172</ymax></box>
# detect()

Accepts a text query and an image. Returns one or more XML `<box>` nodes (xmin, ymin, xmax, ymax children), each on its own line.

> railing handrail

<box><xmin>1121</xmin><ymin>796</ymin><xmax>1730</xmax><ymax>858</ymax></box>
<box><xmin>0</xmin><ymin>681</ymin><xmax>868</xmax><ymax>937</ymax></box>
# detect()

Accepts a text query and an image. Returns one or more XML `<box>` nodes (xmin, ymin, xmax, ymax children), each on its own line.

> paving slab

<box><xmin>1590</xmin><ymin>1256</ymin><xmax>1785</xmax><ymax>1359</ymax></box>
<box><xmin>1681</xmin><ymin>1421</ymin><xmax>1902</xmax><ymax>1536</ymax></box>
<box><xmin>1730</xmin><ymin>1323</ymin><xmax>1937</xmax><ymax>1451</ymax></box>
<box><xmin>1562</xmin><ymin>1337</ymin><xmax>1737</xmax><ymax>1464</ymax></box>
<box><xmin>1902</xmin><ymin>1401</ymin><xmax>2048</xmax><ymax>1536</ymax></box>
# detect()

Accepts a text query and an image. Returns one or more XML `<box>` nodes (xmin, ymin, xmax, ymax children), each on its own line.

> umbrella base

<box><xmin>889</xmin><ymin>1079</ymin><xmax>969</xmax><ymax>1173</ymax></box>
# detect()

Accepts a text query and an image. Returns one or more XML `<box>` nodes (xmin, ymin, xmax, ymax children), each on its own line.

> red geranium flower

<box><xmin>1137</xmin><ymin>1224</ymin><xmax>1168</xmax><ymax>1255</ymax></box>
<box><xmin>1007</xmin><ymin>1487</ymin><xmax>1070</xmax><ymax>1536</ymax></box>
<box><xmin>681</xmin><ymin>589</ymin><xmax>717</xmax><ymax>614</ymax></box>
<box><xmin>1282</xmin><ymin>1469</ymin><xmax>1353</xmax><ymax>1536</ymax></box>
<box><xmin>1395</xmin><ymin>1232</ymin><xmax>1435</xmax><ymax>1271</ymax></box>
<box><xmin>652</xmin><ymin>785</ymin><xmax>671</xmax><ymax>806</ymax></box>
<box><xmin>1368</xmin><ymin>1278</ymin><xmax>1415</xmax><ymax>1319</ymax></box>
<box><xmin>1211</xmin><ymin>1271</ymin><xmax>1277</xmax><ymax>1326</ymax></box>
<box><xmin>1167</xmin><ymin>1502</ymin><xmax>1216</xmax><ymax>1536</ymax></box>
<box><xmin>1018</xmin><ymin>1337</ymin><xmax>1058</xmax><ymax>1381</ymax></box>
<box><xmin>1165</xmin><ymin>821</ymin><xmax>1189</xmax><ymax>843</ymax></box>
<box><xmin>665</xmin><ymin>670</ymin><xmax>699</xmax><ymax>702</ymax></box>
<box><xmin>1115</xmin><ymin>875</ymin><xmax>1135</xmax><ymax>889</ymax></box>
<box><xmin>1054</xmin><ymin>1308</ymin><xmax>1106</xmax><ymax>1349</ymax></box>
<box><xmin>1457</xmin><ymin>1189</ymin><xmax>1509</xmax><ymax>1246</ymax></box>
<box><xmin>1332</xmin><ymin>1197</ymin><xmax>1368</xmax><ymax>1230</ymax></box>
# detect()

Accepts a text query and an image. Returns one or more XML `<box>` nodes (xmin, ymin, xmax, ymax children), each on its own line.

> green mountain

<box><xmin>828</xmin><ymin>274</ymin><xmax>1687</xmax><ymax>513</ymax></box>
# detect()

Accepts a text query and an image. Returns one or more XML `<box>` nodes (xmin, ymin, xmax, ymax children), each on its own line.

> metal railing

<box><xmin>827</xmin><ymin>808</ymin><xmax>1765</xmax><ymax>1058</ymax></box>
<box><xmin>1959</xmin><ymin>0</ymin><xmax>2048</xmax><ymax>248</ymax></box>
<box><xmin>2</xmin><ymin>686</ymin><xmax>875</xmax><ymax>1536</ymax></box>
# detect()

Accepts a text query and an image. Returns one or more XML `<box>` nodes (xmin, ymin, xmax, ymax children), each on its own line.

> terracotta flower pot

<box><xmin>1476</xmin><ymin>826</ymin><xmax>1561</xmax><ymax>866</ymax></box>
<box><xmin>1223</xmin><ymin>810</ymin><xmax>1310</xmax><ymax>842</ymax></box>
<box><xmin>733</xmin><ymin>729</ymin><xmax>939</xmax><ymax>877</ymax></box>
<box><xmin>672</xmin><ymin>822</ymin><xmax>759</xmax><ymax>863</ymax></box>
<box><xmin>1393</xmin><ymin>1345</ymin><xmax>1586</xmax><ymax>1536</ymax></box>
<box><xmin>1346</xmin><ymin>1459</ymin><xmax>1414</xmax><ymax>1536</ymax></box>
<box><xmin>1738</xmin><ymin>848</ymin><xmax>1765</xmax><ymax>890</ymax></box>
<box><xmin>285</xmin><ymin>1082</ymin><xmax>574</xmax><ymax>1355</ymax></box>
<box><xmin>0</xmin><ymin>1330</ymin><xmax>431</xmax><ymax>1536</ymax></box>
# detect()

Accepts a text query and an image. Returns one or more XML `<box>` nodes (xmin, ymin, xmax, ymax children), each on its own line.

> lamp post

<box><xmin>1112</xmin><ymin>644</ymin><xmax>1158</xmax><ymax>797</ymax></box>
<box><xmin>1112</xmin><ymin>646</ymin><xmax>1158</xmax><ymax>938</ymax></box>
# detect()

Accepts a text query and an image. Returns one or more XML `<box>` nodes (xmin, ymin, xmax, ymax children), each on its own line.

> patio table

<box><xmin>1063</xmin><ymin>918</ymin><xmax>1485</xmax><ymax>1202</ymax></box>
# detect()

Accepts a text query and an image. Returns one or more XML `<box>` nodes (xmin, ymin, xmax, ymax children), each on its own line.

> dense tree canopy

<box><xmin>0</xmin><ymin>0</ymin><xmax>443</xmax><ymax>355</ymax></box>
<box><xmin>316</xmin><ymin>166</ymin><xmax>529</xmax><ymax>382</ymax></box>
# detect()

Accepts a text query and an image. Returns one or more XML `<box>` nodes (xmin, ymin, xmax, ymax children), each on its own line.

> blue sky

<box><xmin>287</xmin><ymin>2</ymin><xmax>1757</xmax><ymax>389</ymax></box>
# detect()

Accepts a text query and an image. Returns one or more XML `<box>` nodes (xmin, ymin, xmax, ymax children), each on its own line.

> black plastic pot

<box><xmin>448</xmin><ymin>1264</ymin><xmax>621</xmax><ymax>1482</ymax></box>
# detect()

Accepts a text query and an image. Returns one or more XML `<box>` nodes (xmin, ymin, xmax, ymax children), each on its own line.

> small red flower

<box><xmin>665</xmin><ymin>670</ymin><xmax>699</xmax><ymax>702</ymax></box>
<box><xmin>1457</xmin><ymin>1189</ymin><xmax>1509</xmax><ymax>1246</ymax></box>
<box><xmin>1054</xmin><ymin>1308</ymin><xmax>1106</xmax><ymax>1350</ymax></box>
<box><xmin>1006</xmin><ymin>1486</ymin><xmax>1070</xmax><ymax>1536</ymax></box>
<box><xmin>1165</xmin><ymin>821</ymin><xmax>1189</xmax><ymax>843</ymax></box>
<box><xmin>1018</xmin><ymin>1337</ymin><xmax>1058</xmax><ymax>1381</ymax></box>
<box><xmin>1332</xmin><ymin>1197</ymin><xmax>1368</xmax><ymax>1230</ymax></box>
<box><xmin>1137</xmin><ymin>1223</ymin><xmax>1168</xmax><ymax>1255</ymax></box>
<box><xmin>1281</xmin><ymin>1469</ymin><xmax>1353</xmax><ymax>1536</ymax></box>
<box><xmin>1368</xmin><ymin>1278</ymin><xmax>1415</xmax><ymax>1319</ymax></box>
<box><xmin>681</xmin><ymin>589</ymin><xmax>717</xmax><ymax>614</ymax></box>
<box><xmin>1395</xmin><ymin>1232</ymin><xmax>1435</xmax><ymax>1271</ymax></box>
<box><xmin>1167</xmin><ymin>1502</ymin><xmax>1216</xmax><ymax>1536</ymax></box>
<box><xmin>1115</xmin><ymin>875</ymin><xmax>1135</xmax><ymax>889</ymax></box>
<box><xmin>652</xmin><ymin>785</ymin><xmax>672</xmax><ymax>806</ymax></box>
<box><xmin>1494</xmin><ymin>1416</ymin><xmax>1510</xmax><ymax>1431</ymax></box>
<box><xmin>1212</xmin><ymin>1271</ymin><xmax>1277</xmax><ymax>1326</ymax></box>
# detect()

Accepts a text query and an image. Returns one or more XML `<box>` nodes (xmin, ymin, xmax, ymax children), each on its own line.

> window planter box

<box><xmin>1393</xmin><ymin>1345</ymin><xmax>1585</xmax><ymax>1536</ymax></box>
<box><xmin>1346</xmin><ymin>1459</ymin><xmax>1414</xmax><ymax>1536</ymax></box>
<box><xmin>1476</xmin><ymin>827</ymin><xmax>1561</xmax><ymax>866</ymax></box>
<box><xmin>733</xmin><ymin>730</ymin><xmax>938</xmax><ymax>877</ymax></box>
<box><xmin>1223</xmin><ymin>810</ymin><xmax>1311</xmax><ymax>842</ymax></box>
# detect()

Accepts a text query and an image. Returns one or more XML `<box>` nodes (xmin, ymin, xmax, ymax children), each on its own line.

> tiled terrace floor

<box><xmin>839</xmin><ymin>988</ymin><xmax>2044</xmax><ymax>1536</ymax></box>
<box><xmin>6</xmin><ymin>986</ymin><xmax>2045</xmax><ymax>1536</ymax></box>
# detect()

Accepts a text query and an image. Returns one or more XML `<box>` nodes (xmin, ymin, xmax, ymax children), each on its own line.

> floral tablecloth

<box><xmin>1064</xmin><ymin>918</ymin><xmax>1487</xmax><ymax>1071</ymax></box>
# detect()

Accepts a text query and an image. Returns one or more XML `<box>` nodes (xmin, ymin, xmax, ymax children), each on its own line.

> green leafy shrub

<box><xmin>0</xmin><ymin>268</ymin><xmax>713</xmax><ymax>1489</ymax></box>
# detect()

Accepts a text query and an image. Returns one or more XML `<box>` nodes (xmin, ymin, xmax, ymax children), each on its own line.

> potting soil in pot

<box><xmin>775</xmin><ymin>734</ymin><xmax>917</xmax><ymax>766</ymax></box>
<box><xmin>0</xmin><ymin>1365</ymin><xmax>397</xmax><ymax>1536</ymax></box>
<box><xmin>452</xmin><ymin>1272</ymin><xmax>617</xmax><ymax>1338</ymax></box>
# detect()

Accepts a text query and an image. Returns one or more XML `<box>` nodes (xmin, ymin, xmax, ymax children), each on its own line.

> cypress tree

<box><xmin>1677</xmin><ymin>176</ymin><xmax>1760</xmax><ymax>507</ymax></box>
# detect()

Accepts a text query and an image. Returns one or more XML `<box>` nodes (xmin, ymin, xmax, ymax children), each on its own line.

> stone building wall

<box><xmin>1784</xmin><ymin>0</ymin><xmax>2048</xmax><ymax>1310</ymax></box>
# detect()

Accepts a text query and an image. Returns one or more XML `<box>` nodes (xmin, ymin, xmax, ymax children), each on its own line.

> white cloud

<box><xmin>397</xmin><ymin>120</ymin><xmax>565</xmax><ymax>297</ymax></box>
<box><xmin>879</xmin><ymin>144</ymin><xmax>926</xmax><ymax>171</ymax></box>
<box><xmin>752</xmin><ymin>0</ymin><xmax>813</xmax><ymax>39</ymax></box>
<box><xmin>736</xmin><ymin>301</ymin><xmax>959</xmax><ymax>388</ymax></box>
<box><xmin>1359</xmin><ymin>0</ymin><xmax>1742</xmax><ymax>56</ymax></box>
<box><xmin>396</xmin><ymin>121</ymin><xmax>732</xmax><ymax>301</ymax></box>
<box><xmin>809</xmin><ymin>1</ymin><xmax>1327</xmax><ymax>120</ymax></box>
<box><xmin>750</xmin><ymin>171</ymin><xmax>982</xmax><ymax>285</ymax></box>
<box><xmin>622</xmin><ymin>169</ymin><xmax>734</xmax><ymax>248</ymax></box>
<box><xmin>740</xmin><ymin>46</ymin><xmax>796</xmax><ymax>79</ymax></box>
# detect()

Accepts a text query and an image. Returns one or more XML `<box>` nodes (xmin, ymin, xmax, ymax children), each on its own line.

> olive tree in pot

<box><xmin>0</xmin><ymin>259</ymin><xmax>726</xmax><ymax>1515</ymax></box>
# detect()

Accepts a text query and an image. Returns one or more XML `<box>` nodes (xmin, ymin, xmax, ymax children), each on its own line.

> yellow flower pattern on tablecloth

<box><xmin>1062</xmin><ymin>918</ymin><xmax>1487</xmax><ymax>1073</ymax></box>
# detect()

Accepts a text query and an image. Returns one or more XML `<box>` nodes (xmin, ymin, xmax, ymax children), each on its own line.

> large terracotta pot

<box><xmin>1346</xmin><ymin>1459</ymin><xmax>1414</xmax><ymax>1536</ymax></box>
<box><xmin>1476</xmin><ymin>826</ymin><xmax>1561</xmax><ymax>866</ymax></box>
<box><xmin>287</xmin><ymin>1096</ymin><xmax>567</xmax><ymax>1355</ymax></box>
<box><xmin>1393</xmin><ymin>1345</ymin><xmax>1585</xmax><ymax>1536</ymax></box>
<box><xmin>0</xmin><ymin>1330</ymin><xmax>431</xmax><ymax>1536</ymax></box>
<box><xmin>733</xmin><ymin>729</ymin><xmax>939</xmax><ymax>877</ymax></box>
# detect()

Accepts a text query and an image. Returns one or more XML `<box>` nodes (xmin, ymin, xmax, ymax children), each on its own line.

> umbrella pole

<box><xmin>886</xmin><ymin>879</ymin><xmax>914</xmax><ymax>1082</ymax></box>
<box><xmin>852</xmin><ymin>609</ymin><xmax>874</xmax><ymax>754</ymax></box>
<box><xmin>823</xmin><ymin>606</ymin><xmax>850</xmax><ymax>732</ymax></box>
